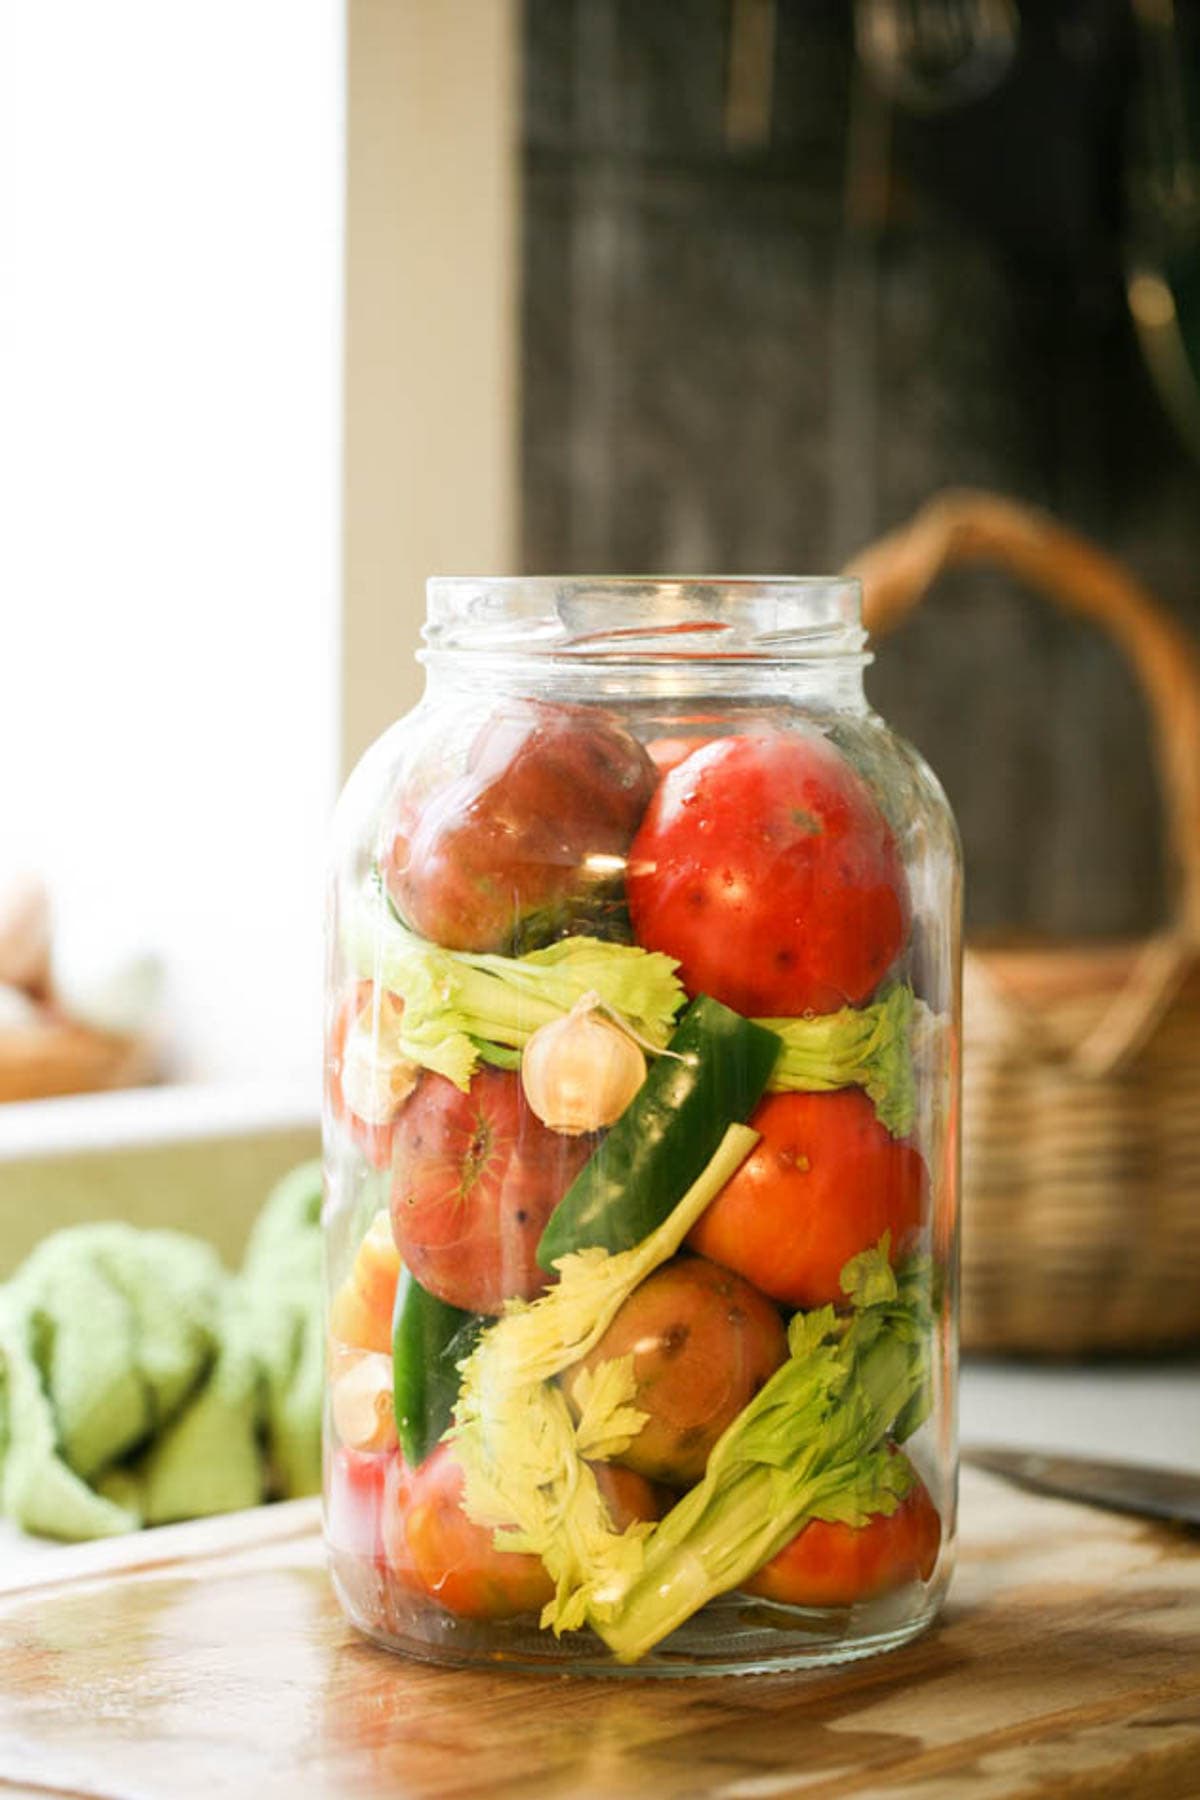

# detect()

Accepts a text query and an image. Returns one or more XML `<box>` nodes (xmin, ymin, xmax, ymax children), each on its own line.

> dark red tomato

<box><xmin>383</xmin><ymin>700</ymin><xmax>657</xmax><ymax>953</ymax></box>
<box><xmin>688</xmin><ymin>1089</ymin><xmax>927</xmax><ymax>1308</ymax></box>
<box><xmin>326</xmin><ymin>981</ymin><xmax>399</xmax><ymax>1172</ymax></box>
<box><xmin>626</xmin><ymin>732</ymin><xmax>909</xmax><ymax>1016</ymax></box>
<box><xmin>390</xmin><ymin>1067</ymin><xmax>599</xmax><ymax>1314</ymax></box>
<box><xmin>325</xmin><ymin>1444</ymin><xmax>394</xmax><ymax>1566</ymax></box>
<box><xmin>397</xmin><ymin>1443</ymin><xmax>662</xmax><ymax>1622</ymax></box>
<box><xmin>744</xmin><ymin>1474</ymin><xmax>941</xmax><ymax>1608</ymax></box>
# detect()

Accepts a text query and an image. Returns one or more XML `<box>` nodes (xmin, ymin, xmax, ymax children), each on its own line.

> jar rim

<box><xmin>422</xmin><ymin>576</ymin><xmax>867</xmax><ymax>663</ymax></box>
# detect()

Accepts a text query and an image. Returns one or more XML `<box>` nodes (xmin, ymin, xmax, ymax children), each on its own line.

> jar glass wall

<box><xmin>322</xmin><ymin>578</ymin><xmax>961</xmax><ymax>1676</ymax></box>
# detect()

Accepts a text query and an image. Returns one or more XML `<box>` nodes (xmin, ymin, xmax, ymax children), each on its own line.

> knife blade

<box><xmin>963</xmin><ymin>1445</ymin><xmax>1200</xmax><ymax>1528</ymax></box>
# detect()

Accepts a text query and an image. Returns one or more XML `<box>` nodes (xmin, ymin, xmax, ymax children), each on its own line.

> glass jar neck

<box><xmin>418</xmin><ymin>576</ymin><xmax>872</xmax><ymax>711</ymax></box>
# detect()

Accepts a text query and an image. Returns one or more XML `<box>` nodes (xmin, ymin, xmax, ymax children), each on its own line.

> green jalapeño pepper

<box><xmin>391</xmin><ymin>1270</ymin><xmax>483</xmax><ymax>1466</ymax></box>
<box><xmin>536</xmin><ymin>995</ymin><xmax>780</xmax><ymax>1269</ymax></box>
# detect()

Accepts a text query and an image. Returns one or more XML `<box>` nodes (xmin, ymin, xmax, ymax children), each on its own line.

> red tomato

<box><xmin>326</xmin><ymin>981</ymin><xmax>400</xmax><ymax>1171</ymax></box>
<box><xmin>688</xmin><ymin>1089</ymin><xmax>927</xmax><ymax>1308</ymax></box>
<box><xmin>390</xmin><ymin>1067</ymin><xmax>598</xmax><ymax>1313</ymax></box>
<box><xmin>395</xmin><ymin>1443</ymin><xmax>661</xmax><ymax>1622</ymax></box>
<box><xmin>627</xmin><ymin>732</ymin><xmax>909</xmax><ymax>1015</ymax></box>
<box><xmin>744</xmin><ymin>1476</ymin><xmax>941</xmax><ymax>1608</ymax></box>
<box><xmin>398</xmin><ymin>1445</ymin><xmax>554</xmax><ymax>1621</ymax></box>
<box><xmin>325</xmin><ymin>1445</ymin><xmax>395</xmax><ymax>1565</ymax></box>
<box><xmin>375</xmin><ymin>1453</ymin><xmax>427</xmax><ymax>1593</ymax></box>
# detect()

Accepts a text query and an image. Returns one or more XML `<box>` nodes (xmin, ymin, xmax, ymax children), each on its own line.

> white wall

<box><xmin>0</xmin><ymin>1</ymin><xmax>343</xmax><ymax>1085</ymax></box>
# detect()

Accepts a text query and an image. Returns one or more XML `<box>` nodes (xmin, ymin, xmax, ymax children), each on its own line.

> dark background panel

<box><xmin>521</xmin><ymin>0</ymin><xmax>1200</xmax><ymax>937</ymax></box>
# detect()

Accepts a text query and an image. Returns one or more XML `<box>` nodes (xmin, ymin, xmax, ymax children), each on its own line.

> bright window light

<box><xmin>0</xmin><ymin>1</ymin><xmax>344</xmax><ymax>1086</ymax></box>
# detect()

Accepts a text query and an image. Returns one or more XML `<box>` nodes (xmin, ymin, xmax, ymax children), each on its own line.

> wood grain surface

<box><xmin>1</xmin><ymin>1468</ymin><xmax>1198</xmax><ymax>1800</ymax></box>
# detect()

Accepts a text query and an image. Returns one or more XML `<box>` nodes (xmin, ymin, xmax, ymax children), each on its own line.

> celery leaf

<box><xmin>344</xmin><ymin>888</ymin><xmax>684</xmax><ymax>1089</ymax></box>
<box><xmin>759</xmin><ymin>983</ymin><xmax>918</xmax><ymax>1136</ymax></box>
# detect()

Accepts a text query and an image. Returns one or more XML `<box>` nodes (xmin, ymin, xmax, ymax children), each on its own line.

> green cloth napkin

<box><xmin>240</xmin><ymin>1159</ymin><xmax>325</xmax><ymax>1501</ymax></box>
<box><xmin>0</xmin><ymin>1161</ymin><xmax>325</xmax><ymax>1541</ymax></box>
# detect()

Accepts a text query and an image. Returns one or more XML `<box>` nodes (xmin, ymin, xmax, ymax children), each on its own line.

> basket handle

<box><xmin>846</xmin><ymin>488</ymin><xmax>1200</xmax><ymax>947</ymax></box>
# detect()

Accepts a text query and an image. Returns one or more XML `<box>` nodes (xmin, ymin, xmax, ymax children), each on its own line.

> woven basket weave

<box><xmin>848</xmin><ymin>490</ymin><xmax>1200</xmax><ymax>1355</ymax></box>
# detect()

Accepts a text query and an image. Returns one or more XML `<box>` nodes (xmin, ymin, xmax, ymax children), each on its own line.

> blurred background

<box><xmin>2</xmin><ymin>2</ymin><xmax>1198</xmax><ymax>1427</ymax></box>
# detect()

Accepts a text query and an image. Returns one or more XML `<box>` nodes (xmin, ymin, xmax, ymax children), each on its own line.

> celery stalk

<box><xmin>343</xmin><ymin>889</ymin><xmax>684</xmax><ymax>1089</ymax></box>
<box><xmin>455</xmin><ymin>1122</ymin><xmax>760</xmax><ymax>1406</ymax></box>
<box><xmin>757</xmin><ymin>983</ymin><xmax>918</xmax><ymax>1135</ymax></box>
<box><xmin>590</xmin><ymin>1271</ymin><xmax>930</xmax><ymax>1661</ymax></box>
<box><xmin>453</xmin><ymin>1177</ymin><xmax>933</xmax><ymax>1661</ymax></box>
<box><xmin>450</xmin><ymin>1125</ymin><xmax>762</xmax><ymax>1625</ymax></box>
<box><xmin>346</xmin><ymin>888</ymin><xmax>922</xmax><ymax>1132</ymax></box>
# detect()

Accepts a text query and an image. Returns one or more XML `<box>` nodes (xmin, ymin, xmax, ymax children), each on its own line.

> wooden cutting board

<box><xmin>1</xmin><ymin>1467</ymin><xmax>1198</xmax><ymax>1800</ymax></box>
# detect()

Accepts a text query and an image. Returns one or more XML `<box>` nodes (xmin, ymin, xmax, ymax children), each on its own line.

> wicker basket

<box><xmin>0</xmin><ymin>1018</ymin><xmax>155</xmax><ymax>1103</ymax></box>
<box><xmin>848</xmin><ymin>490</ymin><xmax>1200</xmax><ymax>1355</ymax></box>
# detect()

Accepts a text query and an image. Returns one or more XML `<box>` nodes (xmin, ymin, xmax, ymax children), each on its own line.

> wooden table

<box><xmin>1</xmin><ymin>1468</ymin><xmax>1198</xmax><ymax>1799</ymax></box>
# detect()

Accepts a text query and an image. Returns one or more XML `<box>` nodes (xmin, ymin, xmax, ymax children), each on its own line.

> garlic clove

<box><xmin>341</xmin><ymin>1031</ymin><xmax>418</xmax><ymax>1124</ymax></box>
<box><xmin>521</xmin><ymin>999</ymin><xmax>646</xmax><ymax>1135</ymax></box>
<box><xmin>329</xmin><ymin>1347</ymin><xmax>397</xmax><ymax>1453</ymax></box>
<box><xmin>341</xmin><ymin>990</ymin><xmax>418</xmax><ymax>1124</ymax></box>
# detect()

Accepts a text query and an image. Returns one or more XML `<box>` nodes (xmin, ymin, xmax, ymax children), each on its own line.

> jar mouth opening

<box><xmin>422</xmin><ymin>576</ymin><xmax>867</xmax><ymax>662</ymax></box>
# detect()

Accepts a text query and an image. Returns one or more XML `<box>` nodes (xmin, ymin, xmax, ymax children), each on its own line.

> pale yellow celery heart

<box><xmin>449</xmin><ymin>1123</ymin><xmax>761</xmax><ymax>1628</ymax></box>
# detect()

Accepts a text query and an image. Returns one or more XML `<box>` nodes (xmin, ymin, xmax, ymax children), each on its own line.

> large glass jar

<box><xmin>323</xmin><ymin>578</ymin><xmax>961</xmax><ymax>1676</ymax></box>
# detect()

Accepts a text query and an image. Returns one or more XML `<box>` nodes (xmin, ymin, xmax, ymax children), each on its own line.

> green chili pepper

<box><xmin>391</xmin><ymin>1270</ymin><xmax>483</xmax><ymax>1466</ymax></box>
<box><xmin>536</xmin><ymin>995</ymin><xmax>781</xmax><ymax>1269</ymax></box>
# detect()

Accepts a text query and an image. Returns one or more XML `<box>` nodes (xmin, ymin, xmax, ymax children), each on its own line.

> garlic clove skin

<box><xmin>521</xmin><ymin>1002</ymin><xmax>646</xmax><ymax>1135</ymax></box>
<box><xmin>329</xmin><ymin>1347</ymin><xmax>398</xmax><ymax>1453</ymax></box>
<box><xmin>341</xmin><ymin>990</ymin><xmax>418</xmax><ymax>1125</ymax></box>
<box><xmin>341</xmin><ymin>1030</ymin><xmax>418</xmax><ymax>1125</ymax></box>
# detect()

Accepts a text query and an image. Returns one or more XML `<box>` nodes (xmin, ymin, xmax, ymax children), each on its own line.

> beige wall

<box><xmin>342</xmin><ymin>0</ymin><xmax>519</xmax><ymax>773</ymax></box>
